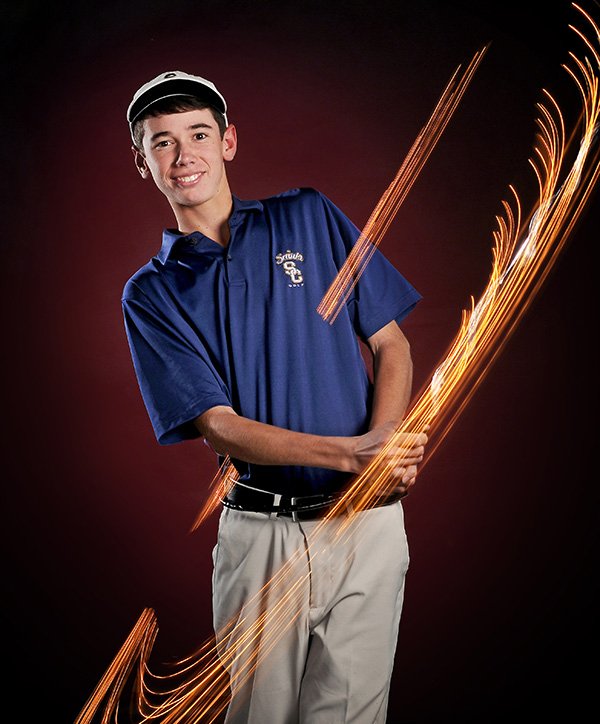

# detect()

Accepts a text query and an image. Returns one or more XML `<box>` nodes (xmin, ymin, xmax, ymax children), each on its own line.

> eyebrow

<box><xmin>150</xmin><ymin>122</ymin><xmax>213</xmax><ymax>143</ymax></box>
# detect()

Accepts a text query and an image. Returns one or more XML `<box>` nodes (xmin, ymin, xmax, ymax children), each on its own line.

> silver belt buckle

<box><xmin>290</xmin><ymin>496</ymin><xmax>298</xmax><ymax>523</ymax></box>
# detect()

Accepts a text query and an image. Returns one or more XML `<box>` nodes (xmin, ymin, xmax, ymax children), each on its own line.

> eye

<box><xmin>194</xmin><ymin>132</ymin><xmax>207</xmax><ymax>140</ymax></box>
<box><xmin>154</xmin><ymin>140</ymin><xmax>171</xmax><ymax>149</ymax></box>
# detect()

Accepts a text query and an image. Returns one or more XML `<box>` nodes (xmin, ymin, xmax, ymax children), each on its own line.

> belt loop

<box><xmin>271</xmin><ymin>493</ymin><xmax>283</xmax><ymax>520</ymax></box>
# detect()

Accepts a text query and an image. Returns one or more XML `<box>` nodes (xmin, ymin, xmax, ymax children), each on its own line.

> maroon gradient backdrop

<box><xmin>2</xmin><ymin>1</ymin><xmax>598</xmax><ymax>721</ymax></box>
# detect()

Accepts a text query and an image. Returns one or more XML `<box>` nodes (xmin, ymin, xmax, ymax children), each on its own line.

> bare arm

<box><xmin>366</xmin><ymin>320</ymin><xmax>413</xmax><ymax>430</ymax></box>
<box><xmin>194</xmin><ymin>405</ymin><xmax>425</xmax><ymax>477</ymax></box>
<box><xmin>194</xmin><ymin>406</ymin><xmax>357</xmax><ymax>472</ymax></box>
<box><xmin>357</xmin><ymin>320</ymin><xmax>426</xmax><ymax>490</ymax></box>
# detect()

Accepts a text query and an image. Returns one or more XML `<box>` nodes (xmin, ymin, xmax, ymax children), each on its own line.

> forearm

<box><xmin>194</xmin><ymin>406</ymin><xmax>355</xmax><ymax>472</ymax></box>
<box><xmin>368</xmin><ymin>328</ymin><xmax>413</xmax><ymax>430</ymax></box>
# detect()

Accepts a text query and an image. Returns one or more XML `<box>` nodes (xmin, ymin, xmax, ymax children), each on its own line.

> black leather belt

<box><xmin>222</xmin><ymin>481</ymin><xmax>406</xmax><ymax>521</ymax></box>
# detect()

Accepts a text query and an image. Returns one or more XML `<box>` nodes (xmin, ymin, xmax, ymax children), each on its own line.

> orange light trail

<box><xmin>188</xmin><ymin>456</ymin><xmax>237</xmax><ymax>533</ymax></box>
<box><xmin>316</xmin><ymin>45</ymin><xmax>488</xmax><ymax>325</ymax></box>
<box><xmin>322</xmin><ymin>2</ymin><xmax>600</xmax><ymax>522</ymax></box>
<box><xmin>76</xmin><ymin>5</ymin><xmax>599</xmax><ymax>722</ymax></box>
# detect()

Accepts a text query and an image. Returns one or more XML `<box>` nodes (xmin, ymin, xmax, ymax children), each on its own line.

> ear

<box><xmin>132</xmin><ymin>146</ymin><xmax>150</xmax><ymax>179</ymax></box>
<box><xmin>222</xmin><ymin>124</ymin><xmax>238</xmax><ymax>161</ymax></box>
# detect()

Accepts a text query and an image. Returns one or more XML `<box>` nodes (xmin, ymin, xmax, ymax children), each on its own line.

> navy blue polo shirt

<box><xmin>122</xmin><ymin>187</ymin><xmax>421</xmax><ymax>496</ymax></box>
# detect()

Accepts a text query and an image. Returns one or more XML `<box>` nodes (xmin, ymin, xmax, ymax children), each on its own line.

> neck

<box><xmin>172</xmin><ymin>183</ymin><xmax>234</xmax><ymax>247</ymax></box>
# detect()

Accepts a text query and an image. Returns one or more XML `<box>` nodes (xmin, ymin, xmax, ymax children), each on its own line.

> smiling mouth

<box><xmin>173</xmin><ymin>172</ymin><xmax>203</xmax><ymax>185</ymax></box>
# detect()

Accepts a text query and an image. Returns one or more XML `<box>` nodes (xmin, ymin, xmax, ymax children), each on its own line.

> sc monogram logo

<box><xmin>275</xmin><ymin>250</ymin><xmax>305</xmax><ymax>287</ymax></box>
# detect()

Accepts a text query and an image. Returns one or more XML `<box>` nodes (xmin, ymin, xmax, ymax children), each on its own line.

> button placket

<box><xmin>226</xmin><ymin>221</ymin><xmax>245</xmax><ymax>286</ymax></box>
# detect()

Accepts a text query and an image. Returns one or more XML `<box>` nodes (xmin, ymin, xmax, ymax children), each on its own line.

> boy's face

<box><xmin>133</xmin><ymin>108</ymin><xmax>237</xmax><ymax>211</ymax></box>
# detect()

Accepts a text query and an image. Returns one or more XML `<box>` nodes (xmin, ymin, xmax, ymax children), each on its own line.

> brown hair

<box><xmin>132</xmin><ymin>96</ymin><xmax>227</xmax><ymax>150</ymax></box>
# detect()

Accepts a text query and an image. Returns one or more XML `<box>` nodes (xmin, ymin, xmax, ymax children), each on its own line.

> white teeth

<box><xmin>176</xmin><ymin>173</ymin><xmax>200</xmax><ymax>183</ymax></box>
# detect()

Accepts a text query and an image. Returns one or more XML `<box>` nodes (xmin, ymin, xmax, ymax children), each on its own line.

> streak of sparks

<box><xmin>76</xmin><ymin>5</ymin><xmax>599</xmax><ymax>722</ymax></box>
<box><xmin>316</xmin><ymin>46</ymin><xmax>488</xmax><ymax>324</ymax></box>
<box><xmin>188</xmin><ymin>457</ymin><xmax>237</xmax><ymax>532</ymax></box>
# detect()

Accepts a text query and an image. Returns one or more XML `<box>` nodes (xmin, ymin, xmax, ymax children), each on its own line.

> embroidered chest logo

<box><xmin>275</xmin><ymin>250</ymin><xmax>305</xmax><ymax>287</ymax></box>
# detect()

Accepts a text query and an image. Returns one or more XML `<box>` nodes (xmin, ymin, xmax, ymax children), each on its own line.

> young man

<box><xmin>123</xmin><ymin>70</ymin><xmax>428</xmax><ymax>723</ymax></box>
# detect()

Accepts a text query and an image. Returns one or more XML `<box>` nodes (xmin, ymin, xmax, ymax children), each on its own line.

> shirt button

<box><xmin>227</xmin><ymin>254</ymin><xmax>233</xmax><ymax>261</ymax></box>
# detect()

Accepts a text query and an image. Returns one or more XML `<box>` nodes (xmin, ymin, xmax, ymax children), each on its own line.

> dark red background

<box><xmin>2</xmin><ymin>1</ymin><xmax>598</xmax><ymax>721</ymax></box>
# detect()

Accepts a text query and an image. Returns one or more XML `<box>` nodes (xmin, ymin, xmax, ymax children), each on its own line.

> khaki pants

<box><xmin>212</xmin><ymin>501</ymin><xmax>410</xmax><ymax>724</ymax></box>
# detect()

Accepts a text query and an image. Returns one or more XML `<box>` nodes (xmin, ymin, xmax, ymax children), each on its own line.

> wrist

<box><xmin>336</xmin><ymin>435</ymin><xmax>358</xmax><ymax>474</ymax></box>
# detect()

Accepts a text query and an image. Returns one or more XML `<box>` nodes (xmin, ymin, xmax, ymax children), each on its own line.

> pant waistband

<box><xmin>222</xmin><ymin>481</ymin><xmax>405</xmax><ymax>521</ymax></box>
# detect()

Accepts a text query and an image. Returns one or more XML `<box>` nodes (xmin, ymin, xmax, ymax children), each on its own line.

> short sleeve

<box><xmin>122</xmin><ymin>282</ymin><xmax>231</xmax><ymax>445</ymax></box>
<box><xmin>317</xmin><ymin>191</ymin><xmax>422</xmax><ymax>340</ymax></box>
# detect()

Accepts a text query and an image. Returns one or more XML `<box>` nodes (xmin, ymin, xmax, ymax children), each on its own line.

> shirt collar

<box><xmin>156</xmin><ymin>196</ymin><xmax>264</xmax><ymax>264</ymax></box>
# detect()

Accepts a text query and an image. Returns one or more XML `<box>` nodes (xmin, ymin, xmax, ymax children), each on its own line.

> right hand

<box><xmin>350</xmin><ymin>422</ymin><xmax>428</xmax><ymax>486</ymax></box>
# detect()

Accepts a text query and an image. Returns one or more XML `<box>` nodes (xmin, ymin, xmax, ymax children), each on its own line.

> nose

<box><xmin>175</xmin><ymin>142</ymin><xmax>196</xmax><ymax>166</ymax></box>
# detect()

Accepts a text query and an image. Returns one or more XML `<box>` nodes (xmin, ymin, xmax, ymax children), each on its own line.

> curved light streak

<box><xmin>76</xmin><ymin>5</ymin><xmax>599</xmax><ymax>722</ymax></box>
